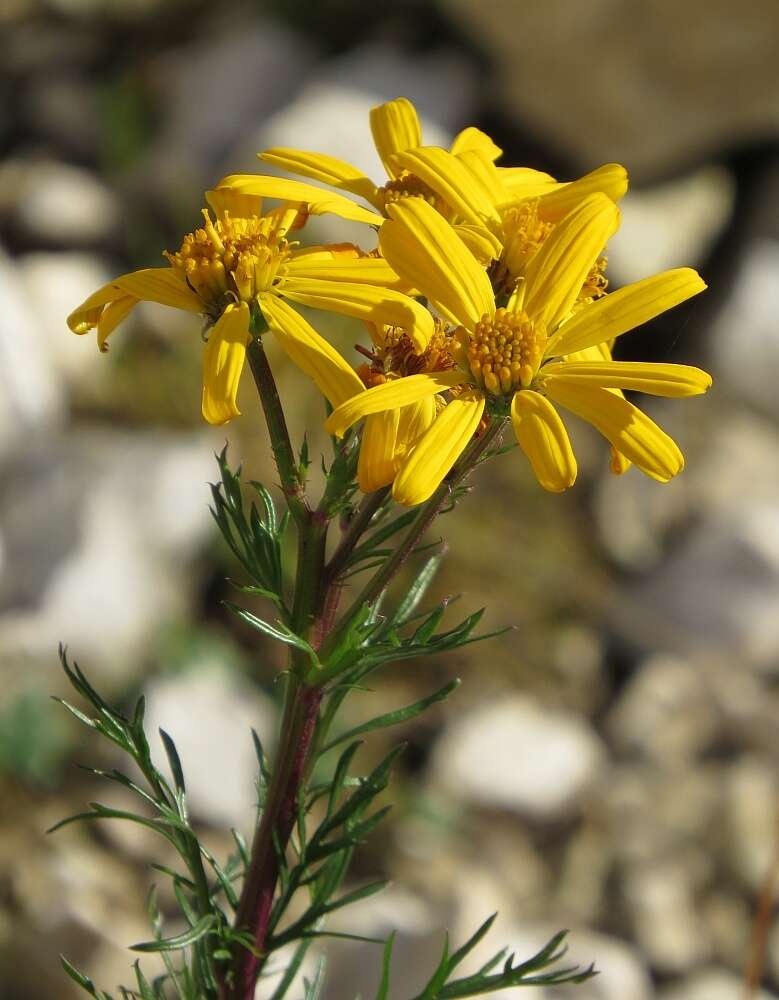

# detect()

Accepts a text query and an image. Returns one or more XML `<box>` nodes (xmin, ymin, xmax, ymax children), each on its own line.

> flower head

<box><xmin>68</xmin><ymin>189</ymin><xmax>433</xmax><ymax>425</ymax></box>
<box><xmin>325</xmin><ymin>195</ymin><xmax>710</xmax><ymax>504</ymax></box>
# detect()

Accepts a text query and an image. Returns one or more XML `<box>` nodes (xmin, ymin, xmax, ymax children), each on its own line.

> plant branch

<box><xmin>246</xmin><ymin>336</ymin><xmax>308</xmax><ymax>524</ymax></box>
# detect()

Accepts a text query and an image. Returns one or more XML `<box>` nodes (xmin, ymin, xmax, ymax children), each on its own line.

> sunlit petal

<box><xmin>388</xmin><ymin>147</ymin><xmax>501</xmax><ymax>225</ymax></box>
<box><xmin>542</xmin><ymin>361</ymin><xmax>712</xmax><ymax>397</ymax></box>
<box><xmin>537</xmin><ymin>164</ymin><xmax>629</xmax><ymax>221</ymax></box>
<box><xmin>451</xmin><ymin>126</ymin><xmax>503</xmax><ymax>162</ymax></box>
<box><xmin>279</xmin><ymin>276</ymin><xmax>434</xmax><ymax>352</ymax></box>
<box><xmin>201</xmin><ymin>302</ymin><xmax>250</xmax><ymax>425</ymax></box>
<box><xmin>392</xmin><ymin>390</ymin><xmax>485</xmax><ymax>506</ymax></box>
<box><xmin>259</xmin><ymin>148</ymin><xmax>380</xmax><ymax>206</ymax></box>
<box><xmin>369</xmin><ymin>98</ymin><xmax>422</xmax><ymax>178</ymax></box>
<box><xmin>96</xmin><ymin>295</ymin><xmax>137</xmax><ymax>352</ymax></box>
<box><xmin>547</xmin><ymin>268</ymin><xmax>707</xmax><ymax>356</ymax></box>
<box><xmin>259</xmin><ymin>295</ymin><xmax>364</xmax><ymax>409</ymax></box>
<box><xmin>68</xmin><ymin>268</ymin><xmax>201</xmax><ymax>334</ymax></box>
<box><xmin>325</xmin><ymin>372</ymin><xmax>464</xmax><ymax>438</ymax></box>
<box><xmin>283</xmin><ymin>254</ymin><xmax>409</xmax><ymax>290</ymax></box>
<box><xmin>511</xmin><ymin>390</ymin><xmax>577</xmax><ymax>492</ymax></box>
<box><xmin>545</xmin><ymin>379</ymin><xmax>684</xmax><ymax>482</ymax></box>
<box><xmin>379</xmin><ymin>198</ymin><xmax>494</xmax><ymax>328</ymax></box>
<box><xmin>358</xmin><ymin>411</ymin><xmax>401</xmax><ymax>492</ymax></box>
<box><xmin>211</xmin><ymin>175</ymin><xmax>383</xmax><ymax>226</ymax></box>
<box><xmin>524</xmin><ymin>194</ymin><xmax>620</xmax><ymax>330</ymax></box>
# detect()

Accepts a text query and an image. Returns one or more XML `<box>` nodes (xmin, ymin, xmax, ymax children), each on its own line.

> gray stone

<box><xmin>1</xmin><ymin>159</ymin><xmax>119</xmax><ymax>244</ymax></box>
<box><xmin>608</xmin><ymin>167</ymin><xmax>735</xmax><ymax>286</ymax></box>
<box><xmin>442</xmin><ymin>0</ymin><xmax>779</xmax><ymax>181</ymax></box>
<box><xmin>0</xmin><ymin>429</ymin><xmax>217</xmax><ymax>693</ymax></box>
<box><xmin>724</xmin><ymin>756</ymin><xmax>779</xmax><ymax>892</ymax></box>
<box><xmin>144</xmin><ymin>666</ymin><xmax>277</xmax><ymax>829</ymax></box>
<box><xmin>607</xmin><ymin>654</ymin><xmax>719</xmax><ymax>764</ymax></box>
<box><xmin>711</xmin><ymin>239</ymin><xmax>779</xmax><ymax>420</ymax></box>
<box><xmin>660</xmin><ymin>967</ymin><xmax>778</xmax><ymax>1000</ymax></box>
<box><xmin>624</xmin><ymin>860</ymin><xmax>709</xmax><ymax>973</ymax></box>
<box><xmin>429</xmin><ymin>696</ymin><xmax>605</xmax><ymax>821</ymax></box>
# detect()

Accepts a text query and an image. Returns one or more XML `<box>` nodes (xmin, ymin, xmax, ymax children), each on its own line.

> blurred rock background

<box><xmin>1</xmin><ymin>0</ymin><xmax>778</xmax><ymax>997</ymax></box>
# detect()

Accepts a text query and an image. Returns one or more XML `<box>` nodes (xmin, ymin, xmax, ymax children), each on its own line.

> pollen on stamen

<box><xmin>455</xmin><ymin>308</ymin><xmax>546</xmax><ymax>396</ymax></box>
<box><xmin>165</xmin><ymin>210</ymin><xmax>290</xmax><ymax>312</ymax></box>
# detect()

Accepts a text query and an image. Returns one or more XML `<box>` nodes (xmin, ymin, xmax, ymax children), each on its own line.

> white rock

<box><xmin>711</xmin><ymin>239</ymin><xmax>779</xmax><ymax>420</ymax></box>
<box><xmin>725</xmin><ymin>757</ymin><xmax>779</xmax><ymax>892</ymax></box>
<box><xmin>1</xmin><ymin>159</ymin><xmax>119</xmax><ymax>244</ymax></box>
<box><xmin>660</xmin><ymin>967</ymin><xmax>778</xmax><ymax>1000</ymax></box>
<box><xmin>624</xmin><ymin>861</ymin><xmax>709</xmax><ymax>972</ymax></box>
<box><xmin>607</xmin><ymin>654</ymin><xmax>719</xmax><ymax>763</ymax></box>
<box><xmin>495</xmin><ymin>925</ymin><xmax>652</xmax><ymax>1000</ymax></box>
<box><xmin>144</xmin><ymin>666</ymin><xmax>277</xmax><ymax>829</ymax></box>
<box><xmin>17</xmin><ymin>251</ymin><xmax>111</xmax><ymax>385</ymax></box>
<box><xmin>430</xmin><ymin>696</ymin><xmax>605</xmax><ymax>820</ymax></box>
<box><xmin>608</xmin><ymin>166</ymin><xmax>735</xmax><ymax>285</ymax></box>
<box><xmin>0</xmin><ymin>247</ymin><xmax>65</xmax><ymax>450</ymax></box>
<box><xmin>0</xmin><ymin>429</ymin><xmax>217</xmax><ymax>692</ymax></box>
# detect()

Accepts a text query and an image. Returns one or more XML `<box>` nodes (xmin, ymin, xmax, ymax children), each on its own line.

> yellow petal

<box><xmin>511</xmin><ymin>390</ymin><xmax>577</xmax><ymax>492</ymax></box>
<box><xmin>259</xmin><ymin>295</ymin><xmax>364</xmax><ymax>409</ymax></box>
<box><xmin>537</xmin><ymin>164</ymin><xmax>629</xmax><ymax>221</ymax></box>
<box><xmin>392</xmin><ymin>390</ymin><xmax>485</xmax><ymax>506</ymax></box>
<box><xmin>547</xmin><ymin>268</ymin><xmax>707</xmax><ymax>356</ymax></box>
<box><xmin>542</xmin><ymin>361</ymin><xmax>712</xmax><ymax>398</ymax></box>
<box><xmin>211</xmin><ymin>175</ymin><xmax>383</xmax><ymax>226</ymax></box>
<box><xmin>450</xmin><ymin>126</ymin><xmax>503</xmax><ymax>162</ymax></box>
<box><xmin>496</xmin><ymin>166</ymin><xmax>558</xmax><ymax>201</ymax></box>
<box><xmin>524</xmin><ymin>194</ymin><xmax>620</xmax><ymax>330</ymax></box>
<box><xmin>258</xmin><ymin>148</ymin><xmax>380</xmax><ymax>206</ymax></box>
<box><xmin>395</xmin><ymin>395</ymin><xmax>438</xmax><ymax>460</ymax></box>
<box><xmin>201</xmin><ymin>302</ymin><xmax>250</xmax><ymax>425</ymax></box>
<box><xmin>453</xmin><ymin>223</ymin><xmax>504</xmax><ymax>265</ymax></box>
<box><xmin>455</xmin><ymin>148</ymin><xmax>509</xmax><ymax>205</ymax></box>
<box><xmin>369</xmin><ymin>98</ymin><xmax>422</xmax><ymax>178</ymax></box>
<box><xmin>358</xmin><ymin>410</ymin><xmax>401</xmax><ymax>492</ymax></box>
<box><xmin>388</xmin><ymin>147</ymin><xmax>501</xmax><ymax>225</ymax></box>
<box><xmin>206</xmin><ymin>187</ymin><xmax>264</xmax><ymax>220</ymax></box>
<box><xmin>96</xmin><ymin>295</ymin><xmax>137</xmax><ymax>351</ymax></box>
<box><xmin>544</xmin><ymin>379</ymin><xmax>684</xmax><ymax>482</ymax></box>
<box><xmin>68</xmin><ymin>268</ymin><xmax>200</xmax><ymax>334</ymax></box>
<box><xmin>325</xmin><ymin>372</ymin><xmax>464</xmax><ymax>438</ymax></box>
<box><xmin>282</xmin><ymin>253</ymin><xmax>409</xmax><ymax>291</ymax></box>
<box><xmin>379</xmin><ymin>198</ymin><xmax>494</xmax><ymax>328</ymax></box>
<box><xmin>279</xmin><ymin>276</ymin><xmax>434</xmax><ymax>353</ymax></box>
<box><xmin>610</xmin><ymin>447</ymin><xmax>632</xmax><ymax>475</ymax></box>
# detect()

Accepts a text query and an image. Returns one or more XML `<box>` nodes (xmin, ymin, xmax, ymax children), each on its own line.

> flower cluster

<box><xmin>69</xmin><ymin>97</ymin><xmax>710</xmax><ymax>502</ymax></box>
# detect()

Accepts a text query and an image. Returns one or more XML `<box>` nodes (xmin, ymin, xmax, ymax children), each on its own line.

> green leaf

<box><xmin>226</xmin><ymin>605</ymin><xmax>320</xmax><ymax>669</ymax></box>
<box><xmin>302</xmin><ymin>956</ymin><xmax>327</xmax><ymax>1000</ymax></box>
<box><xmin>131</xmin><ymin>914</ymin><xmax>216</xmax><ymax>953</ymax></box>
<box><xmin>159</xmin><ymin>729</ymin><xmax>186</xmax><ymax>795</ymax></box>
<box><xmin>385</xmin><ymin>550</ymin><xmax>445</xmax><ymax>628</ymax></box>
<box><xmin>322</xmin><ymin>680</ymin><xmax>460</xmax><ymax>753</ymax></box>
<box><xmin>61</xmin><ymin>957</ymin><xmax>113</xmax><ymax>999</ymax></box>
<box><xmin>374</xmin><ymin>931</ymin><xmax>396</xmax><ymax>1000</ymax></box>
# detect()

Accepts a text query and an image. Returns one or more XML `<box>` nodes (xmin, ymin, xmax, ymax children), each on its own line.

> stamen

<box><xmin>454</xmin><ymin>308</ymin><xmax>546</xmax><ymax>396</ymax></box>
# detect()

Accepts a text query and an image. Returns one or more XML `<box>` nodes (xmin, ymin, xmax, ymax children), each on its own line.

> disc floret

<box><xmin>165</xmin><ymin>210</ymin><xmax>291</xmax><ymax>317</ymax></box>
<box><xmin>453</xmin><ymin>308</ymin><xmax>547</xmax><ymax>396</ymax></box>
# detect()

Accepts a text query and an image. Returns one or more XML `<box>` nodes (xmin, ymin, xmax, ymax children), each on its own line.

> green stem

<box><xmin>246</xmin><ymin>337</ymin><xmax>308</xmax><ymax>524</ymax></box>
<box><xmin>332</xmin><ymin>418</ymin><xmax>506</xmax><ymax>634</ymax></box>
<box><xmin>325</xmin><ymin>486</ymin><xmax>390</xmax><ymax>585</ymax></box>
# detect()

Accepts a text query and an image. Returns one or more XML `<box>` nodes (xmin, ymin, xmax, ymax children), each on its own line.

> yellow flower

<box><xmin>254</xmin><ymin>95</ymin><xmax>627</xmax><ymax>297</ymax></box>
<box><xmin>353</xmin><ymin>321</ymin><xmax>455</xmax><ymax>492</ymax></box>
<box><xmin>325</xmin><ymin>195</ymin><xmax>710</xmax><ymax>504</ymax></box>
<box><xmin>68</xmin><ymin>190</ymin><xmax>434</xmax><ymax>425</ymax></box>
<box><xmin>255</xmin><ymin>97</ymin><xmax>504</xmax><ymax>221</ymax></box>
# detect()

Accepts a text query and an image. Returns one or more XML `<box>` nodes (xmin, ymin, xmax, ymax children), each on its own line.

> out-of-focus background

<box><xmin>2</xmin><ymin>1</ymin><xmax>779</xmax><ymax>997</ymax></box>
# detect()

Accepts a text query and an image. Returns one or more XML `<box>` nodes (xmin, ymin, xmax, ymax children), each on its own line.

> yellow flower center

<box><xmin>357</xmin><ymin>322</ymin><xmax>455</xmax><ymax>388</ymax></box>
<box><xmin>165</xmin><ymin>210</ymin><xmax>290</xmax><ymax>315</ymax></box>
<box><xmin>500</xmin><ymin>201</ymin><xmax>553</xmax><ymax>281</ymax></box>
<box><xmin>579</xmin><ymin>254</ymin><xmax>609</xmax><ymax>303</ymax></box>
<box><xmin>378</xmin><ymin>172</ymin><xmax>450</xmax><ymax>218</ymax></box>
<box><xmin>455</xmin><ymin>308</ymin><xmax>546</xmax><ymax>395</ymax></box>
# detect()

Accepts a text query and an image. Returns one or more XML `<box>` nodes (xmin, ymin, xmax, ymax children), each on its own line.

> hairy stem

<box><xmin>325</xmin><ymin>486</ymin><xmax>390</xmax><ymax>585</ymax></box>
